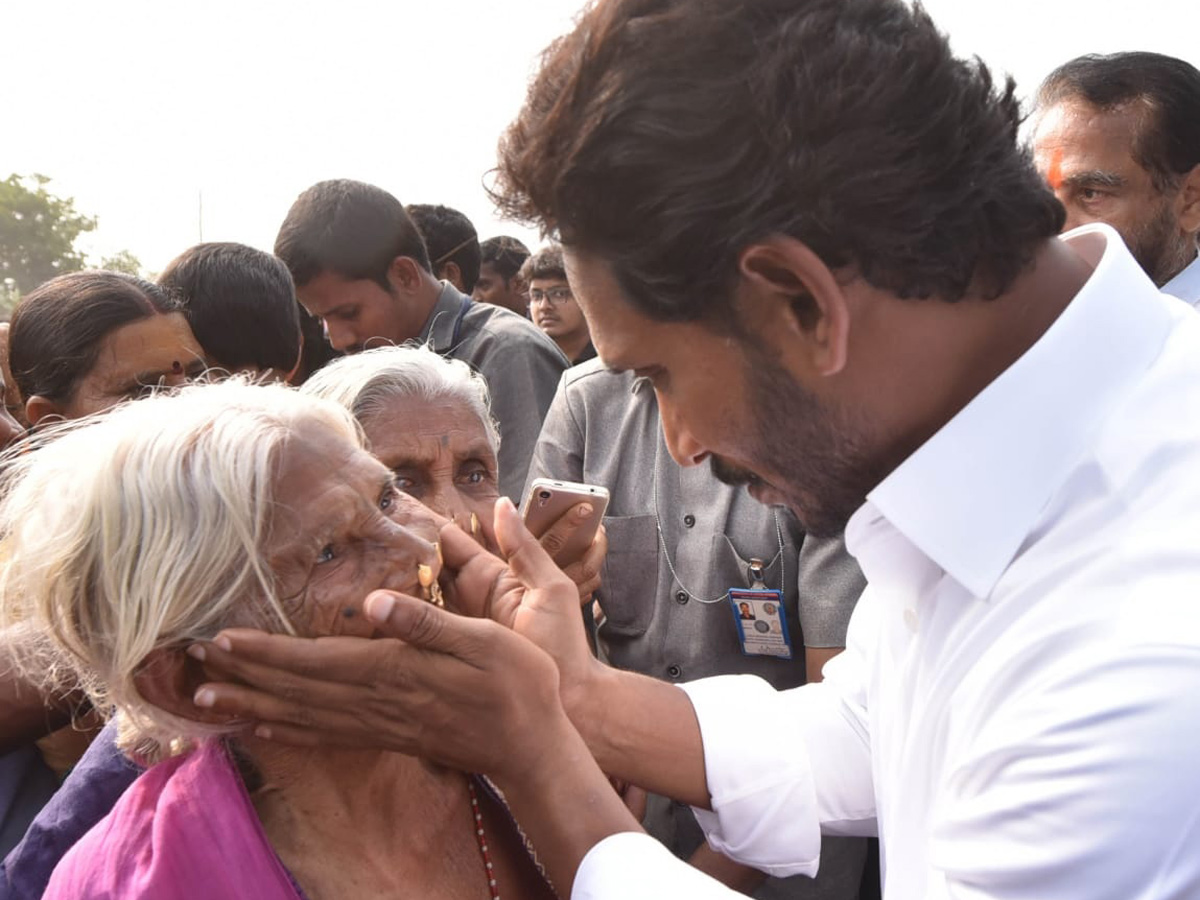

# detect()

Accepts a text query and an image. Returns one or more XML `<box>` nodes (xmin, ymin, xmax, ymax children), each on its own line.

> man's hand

<box><xmin>530</xmin><ymin>499</ymin><xmax>607</xmax><ymax>602</ymax></box>
<box><xmin>190</xmin><ymin>497</ymin><xmax>600</xmax><ymax>759</ymax></box>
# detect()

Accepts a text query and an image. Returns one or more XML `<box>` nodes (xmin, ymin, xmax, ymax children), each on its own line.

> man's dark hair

<box><xmin>493</xmin><ymin>0</ymin><xmax>1064</xmax><ymax>323</ymax></box>
<box><xmin>274</xmin><ymin>180</ymin><xmax>432</xmax><ymax>290</ymax></box>
<box><xmin>9</xmin><ymin>271</ymin><xmax>181</xmax><ymax>403</ymax></box>
<box><xmin>520</xmin><ymin>245</ymin><xmax>567</xmax><ymax>283</ymax></box>
<box><xmin>1036</xmin><ymin>52</ymin><xmax>1200</xmax><ymax>192</ymax></box>
<box><xmin>158</xmin><ymin>243</ymin><xmax>302</xmax><ymax>374</ymax></box>
<box><xmin>480</xmin><ymin>236</ymin><xmax>531</xmax><ymax>282</ymax></box>
<box><xmin>406</xmin><ymin>204</ymin><xmax>481</xmax><ymax>292</ymax></box>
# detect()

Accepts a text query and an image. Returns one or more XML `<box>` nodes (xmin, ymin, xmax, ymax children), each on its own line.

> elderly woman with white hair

<box><xmin>301</xmin><ymin>345</ymin><xmax>604</xmax><ymax>589</ymax></box>
<box><xmin>0</xmin><ymin>380</ymin><xmax>558</xmax><ymax>899</ymax></box>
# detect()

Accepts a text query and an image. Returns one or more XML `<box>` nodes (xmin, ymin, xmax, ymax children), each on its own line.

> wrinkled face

<box><xmin>360</xmin><ymin>396</ymin><xmax>500</xmax><ymax>548</ymax></box>
<box><xmin>472</xmin><ymin>262</ymin><xmax>525</xmax><ymax>314</ymax></box>
<box><xmin>1032</xmin><ymin>99</ymin><xmax>1193</xmax><ymax>286</ymax></box>
<box><xmin>60</xmin><ymin>313</ymin><xmax>206</xmax><ymax>420</ymax></box>
<box><xmin>266</xmin><ymin>418</ymin><xmax>442</xmax><ymax>638</ymax></box>
<box><xmin>565</xmin><ymin>250</ymin><xmax>881</xmax><ymax>537</ymax></box>
<box><xmin>297</xmin><ymin>271</ymin><xmax>412</xmax><ymax>353</ymax></box>
<box><xmin>529</xmin><ymin>276</ymin><xmax>589</xmax><ymax>344</ymax></box>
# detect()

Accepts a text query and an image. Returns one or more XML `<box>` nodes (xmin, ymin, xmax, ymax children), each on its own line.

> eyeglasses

<box><xmin>528</xmin><ymin>287</ymin><xmax>573</xmax><ymax>306</ymax></box>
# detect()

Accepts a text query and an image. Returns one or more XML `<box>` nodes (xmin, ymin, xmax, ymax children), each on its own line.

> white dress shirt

<box><xmin>1161</xmin><ymin>252</ymin><xmax>1200</xmax><ymax>307</ymax></box>
<box><xmin>572</xmin><ymin>224</ymin><xmax>1200</xmax><ymax>900</ymax></box>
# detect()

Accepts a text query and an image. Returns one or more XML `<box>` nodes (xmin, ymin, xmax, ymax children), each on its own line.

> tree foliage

<box><xmin>0</xmin><ymin>174</ymin><xmax>97</xmax><ymax>296</ymax></box>
<box><xmin>99</xmin><ymin>249</ymin><xmax>144</xmax><ymax>277</ymax></box>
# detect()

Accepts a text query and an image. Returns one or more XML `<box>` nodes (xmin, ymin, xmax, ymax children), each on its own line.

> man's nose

<box><xmin>658</xmin><ymin>390</ymin><xmax>708</xmax><ymax>468</ymax></box>
<box><xmin>324</xmin><ymin>319</ymin><xmax>356</xmax><ymax>352</ymax></box>
<box><xmin>0</xmin><ymin>407</ymin><xmax>24</xmax><ymax>450</ymax></box>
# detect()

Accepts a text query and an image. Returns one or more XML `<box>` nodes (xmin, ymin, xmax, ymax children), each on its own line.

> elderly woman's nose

<box><xmin>422</xmin><ymin>481</ymin><xmax>472</xmax><ymax>525</ymax></box>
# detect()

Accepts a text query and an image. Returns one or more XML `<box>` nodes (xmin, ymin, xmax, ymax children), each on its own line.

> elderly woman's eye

<box><xmin>316</xmin><ymin>544</ymin><xmax>336</xmax><ymax>565</ymax></box>
<box><xmin>380</xmin><ymin>484</ymin><xmax>400</xmax><ymax>511</ymax></box>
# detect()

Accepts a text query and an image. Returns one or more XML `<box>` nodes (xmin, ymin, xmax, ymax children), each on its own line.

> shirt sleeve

<box><xmin>672</xmin><ymin>591</ymin><xmax>880</xmax><ymax>876</ymax></box>
<box><xmin>571</xmin><ymin>831</ymin><xmax>752</xmax><ymax>900</ymax></box>
<box><xmin>523</xmin><ymin>372</ymin><xmax>584</xmax><ymax>493</ymax></box>
<box><xmin>795</xmin><ymin>534</ymin><xmax>866</xmax><ymax>648</ymax></box>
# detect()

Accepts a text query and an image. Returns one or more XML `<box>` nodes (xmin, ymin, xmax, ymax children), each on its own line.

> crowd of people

<box><xmin>1</xmin><ymin>0</ymin><xmax>1199</xmax><ymax>898</ymax></box>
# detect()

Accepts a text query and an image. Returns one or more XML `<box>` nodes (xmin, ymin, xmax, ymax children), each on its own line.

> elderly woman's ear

<box><xmin>132</xmin><ymin>647</ymin><xmax>238</xmax><ymax>726</ymax></box>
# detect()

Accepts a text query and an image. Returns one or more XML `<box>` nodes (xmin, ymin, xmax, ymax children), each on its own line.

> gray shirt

<box><xmin>420</xmin><ymin>283</ymin><xmax>568</xmax><ymax>502</ymax></box>
<box><xmin>527</xmin><ymin>360</ymin><xmax>865</xmax><ymax>679</ymax></box>
<box><xmin>526</xmin><ymin>360</ymin><xmax>869</xmax><ymax>899</ymax></box>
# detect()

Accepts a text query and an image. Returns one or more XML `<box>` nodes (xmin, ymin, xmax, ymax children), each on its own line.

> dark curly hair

<box><xmin>492</xmin><ymin>0</ymin><xmax>1064</xmax><ymax>323</ymax></box>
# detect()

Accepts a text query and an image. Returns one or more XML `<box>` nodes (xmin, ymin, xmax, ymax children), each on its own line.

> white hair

<box><xmin>0</xmin><ymin>379</ymin><xmax>361</xmax><ymax>761</ymax></box>
<box><xmin>300</xmin><ymin>345</ymin><xmax>500</xmax><ymax>452</ymax></box>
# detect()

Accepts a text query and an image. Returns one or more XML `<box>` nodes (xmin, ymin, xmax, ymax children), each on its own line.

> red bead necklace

<box><xmin>468</xmin><ymin>779</ymin><xmax>502</xmax><ymax>900</ymax></box>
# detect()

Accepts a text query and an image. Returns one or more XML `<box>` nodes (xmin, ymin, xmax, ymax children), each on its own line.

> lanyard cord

<box><xmin>651</xmin><ymin>434</ymin><xmax>786</xmax><ymax>604</ymax></box>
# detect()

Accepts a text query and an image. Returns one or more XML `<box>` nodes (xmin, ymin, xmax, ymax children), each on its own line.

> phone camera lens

<box><xmin>538</xmin><ymin>490</ymin><xmax>552</xmax><ymax>500</ymax></box>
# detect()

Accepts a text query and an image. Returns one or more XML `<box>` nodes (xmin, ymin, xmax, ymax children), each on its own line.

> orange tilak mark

<box><xmin>1046</xmin><ymin>148</ymin><xmax>1064</xmax><ymax>191</ymax></box>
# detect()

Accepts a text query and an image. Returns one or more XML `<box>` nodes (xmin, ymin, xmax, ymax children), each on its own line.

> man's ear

<box><xmin>132</xmin><ymin>646</ymin><xmax>235</xmax><ymax>726</ymax></box>
<box><xmin>440</xmin><ymin>261</ymin><xmax>465</xmax><ymax>293</ymax></box>
<box><xmin>1176</xmin><ymin>163</ymin><xmax>1200</xmax><ymax>235</ymax></box>
<box><xmin>737</xmin><ymin>237</ymin><xmax>851</xmax><ymax>377</ymax></box>
<box><xmin>25</xmin><ymin>395</ymin><xmax>63</xmax><ymax>427</ymax></box>
<box><xmin>386</xmin><ymin>256</ymin><xmax>427</xmax><ymax>294</ymax></box>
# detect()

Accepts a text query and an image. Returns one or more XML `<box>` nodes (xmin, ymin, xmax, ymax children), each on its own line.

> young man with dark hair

<box><xmin>201</xmin><ymin>2</ymin><xmax>1200</xmax><ymax>897</ymax></box>
<box><xmin>405</xmin><ymin>203</ymin><xmax>482</xmax><ymax>294</ymax></box>
<box><xmin>158</xmin><ymin>242</ymin><xmax>302</xmax><ymax>380</ymax></box>
<box><xmin>522</xmin><ymin>245</ymin><xmax>596</xmax><ymax>364</ymax></box>
<box><xmin>1033</xmin><ymin>52</ymin><xmax>1200</xmax><ymax>300</ymax></box>
<box><xmin>275</xmin><ymin>179</ymin><xmax>568</xmax><ymax>501</ymax></box>
<box><xmin>474</xmin><ymin>235</ymin><xmax>531</xmax><ymax>315</ymax></box>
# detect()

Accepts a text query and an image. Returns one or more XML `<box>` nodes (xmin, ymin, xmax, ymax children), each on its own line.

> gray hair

<box><xmin>300</xmin><ymin>345</ymin><xmax>500</xmax><ymax>452</ymax></box>
<box><xmin>0</xmin><ymin>379</ymin><xmax>362</xmax><ymax>761</ymax></box>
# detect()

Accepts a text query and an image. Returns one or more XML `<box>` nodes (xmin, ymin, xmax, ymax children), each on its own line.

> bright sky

<box><xmin>2</xmin><ymin>0</ymin><xmax>1195</xmax><ymax>274</ymax></box>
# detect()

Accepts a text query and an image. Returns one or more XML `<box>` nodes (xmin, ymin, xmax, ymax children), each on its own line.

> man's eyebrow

<box><xmin>1062</xmin><ymin>170</ymin><xmax>1125</xmax><ymax>190</ymax></box>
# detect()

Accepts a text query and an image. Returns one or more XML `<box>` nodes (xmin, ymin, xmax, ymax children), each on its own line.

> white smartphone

<box><xmin>522</xmin><ymin>478</ymin><xmax>611</xmax><ymax>562</ymax></box>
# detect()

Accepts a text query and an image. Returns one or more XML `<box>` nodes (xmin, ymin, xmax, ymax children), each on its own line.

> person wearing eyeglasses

<box><xmin>523</xmin><ymin>245</ymin><xmax>597</xmax><ymax>365</ymax></box>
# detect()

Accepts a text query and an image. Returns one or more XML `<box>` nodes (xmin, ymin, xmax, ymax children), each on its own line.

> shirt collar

<box><xmin>1161</xmin><ymin>251</ymin><xmax>1200</xmax><ymax>307</ymax></box>
<box><xmin>419</xmin><ymin>281</ymin><xmax>470</xmax><ymax>352</ymax></box>
<box><xmin>849</xmin><ymin>224</ymin><xmax>1175</xmax><ymax>599</ymax></box>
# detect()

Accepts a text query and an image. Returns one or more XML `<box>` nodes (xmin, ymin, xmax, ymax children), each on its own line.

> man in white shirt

<box><xmin>1032</xmin><ymin>52</ymin><xmax>1200</xmax><ymax>305</ymax></box>
<box><xmin>192</xmin><ymin>1</ymin><xmax>1200</xmax><ymax>898</ymax></box>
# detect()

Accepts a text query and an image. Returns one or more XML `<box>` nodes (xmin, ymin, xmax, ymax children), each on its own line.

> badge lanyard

<box><xmin>651</xmin><ymin>436</ymin><xmax>786</xmax><ymax>603</ymax></box>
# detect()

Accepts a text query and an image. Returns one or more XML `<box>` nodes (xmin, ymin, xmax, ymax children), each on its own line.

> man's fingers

<box><xmin>494</xmin><ymin>496</ymin><xmax>578</xmax><ymax>590</ymax></box>
<box><xmin>364</xmin><ymin>590</ymin><xmax>497</xmax><ymax>664</ymax></box>
<box><xmin>192</xmin><ymin>629</ymin><xmax>394</xmax><ymax>683</ymax></box>
<box><xmin>536</xmin><ymin>500</ymin><xmax>595</xmax><ymax>563</ymax></box>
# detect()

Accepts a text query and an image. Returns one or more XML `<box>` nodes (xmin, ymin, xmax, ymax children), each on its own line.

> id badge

<box><xmin>730</xmin><ymin>588</ymin><xmax>795</xmax><ymax>659</ymax></box>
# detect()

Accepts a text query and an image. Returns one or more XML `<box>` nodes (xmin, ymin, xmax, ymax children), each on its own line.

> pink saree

<box><xmin>44</xmin><ymin>739</ymin><xmax>303</xmax><ymax>900</ymax></box>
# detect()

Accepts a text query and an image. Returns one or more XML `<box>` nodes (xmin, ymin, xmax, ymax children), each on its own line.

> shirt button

<box><xmin>667</xmin><ymin>664</ymin><xmax>682</xmax><ymax>679</ymax></box>
<box><xmin>683</xmin><ymin>514</ymin><xmax>695</xmax><ymax>528</ymax></box>
<box><xmin>903</xmin><ymin>608</ymin><xmax>919</xmax><ymax>633</ymax></box>
<box><xmin>675</xmin><ymin>590</ymin><xmax>689</xmax><ymax>605</ymax></box>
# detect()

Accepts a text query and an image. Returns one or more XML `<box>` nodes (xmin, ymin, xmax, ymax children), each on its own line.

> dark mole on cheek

<box><xmin>342</xmin><ymin>607</ymin><xmax>357</xmax><ymax>619</ymax></box>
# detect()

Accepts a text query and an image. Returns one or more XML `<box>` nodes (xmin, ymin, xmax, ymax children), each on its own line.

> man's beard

<box><xmin>1126</xmin><ymin>198</ymin><xmax>1193</xmax><ymax>287</ymax></box>
<box><xmin>709</xmin><ymin>347</ymin><xmax>892</xmax><ymax>538</ymax></box>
